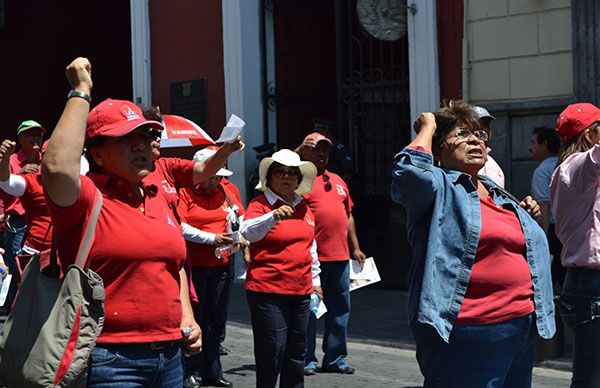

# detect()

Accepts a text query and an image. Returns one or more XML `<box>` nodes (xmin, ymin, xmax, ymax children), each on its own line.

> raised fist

<box><xmin>65</xmin><ymin>57</ymin><xmax>93</xmax><ymax>95</ymax></box>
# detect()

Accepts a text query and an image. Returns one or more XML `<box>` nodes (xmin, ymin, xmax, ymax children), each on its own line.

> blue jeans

<box><xmin>411</xmin><ymin>314</ymin><xmax>537</xmax><ymax>388</ymax></box>
<box><xmin>2</xmin><ymin>214</ymin><xmax>27</xmax><ymax>310</ymax></box>
<box><xmin>247</xmin><ymin>290</ymin><xmax>310</xmax><ymax>388</ymax></box>
<box><xmin>305</xmin><ymin>261</ymin><xmax>350</xmax><ymax>370</ymax></box>
<box><xmin>184</xmin><ymin>266</ymin><xmax>230</xmax><ymax>379</ymax></box>
<box><xmin>86</xmin><ymin>343</ymin><xmax>182</xmax><ymax>387</ymax></box>
<box><xmin>559</xmin><ymin>268</ymin><xmax>600</xmax><ymax>388</ymax></box>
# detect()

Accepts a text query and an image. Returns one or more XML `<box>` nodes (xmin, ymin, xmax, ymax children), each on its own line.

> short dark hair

<box><xmin>432</xmin><ymin>100</ymin><xmax>481</xmax><ymax>156</ymax></box>
<box><xmin>533</xmin><ymin>126</ymin><xmax>560</xmax><ymax>155</ymax></box>
<box><xmin>84</xmin><ymin>136</ymin><xmax>108</xmax><ymax>173</ymax></box>
<box><xmin>142</xmin><ymin>106</ymin><xmax>163</xmax><ymax>122</ymax></box>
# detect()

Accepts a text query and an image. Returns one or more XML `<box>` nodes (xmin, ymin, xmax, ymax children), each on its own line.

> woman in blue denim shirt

<box><xmin>391</xmin><ymin>101</ymin><xmax>555</xmax><ymax>388</ymax></box>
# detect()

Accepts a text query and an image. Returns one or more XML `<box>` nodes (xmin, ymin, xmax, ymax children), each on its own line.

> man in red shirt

<box><xmin>1</xmin><ymin>120</ymin><xmax>44</xmax><ymax>309</ymax></box>
<box><xmin>296</xmin><ymin>132</ymin><xmax>367</xmax><ymax>375</ymax></box>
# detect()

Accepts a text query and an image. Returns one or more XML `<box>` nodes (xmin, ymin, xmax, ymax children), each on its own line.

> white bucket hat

<box><xmin>255</xmin><ymin>149</ymin><xmax>317</xmax><ymax>195</ymax></box>
<box><xmin>193</xmin><ymin>146</ymin><xmax>233</xmax><ymax>177</ymax></box>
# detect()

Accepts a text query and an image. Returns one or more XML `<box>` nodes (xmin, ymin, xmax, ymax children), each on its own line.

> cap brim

<box><xmin>88</xmin><ymin>119</ymin><xmax>164</xmax><ymax>139</ymax></box>
<box><xmin>18</xmin><ymin>125</ymin><xmax>46</xmax><ymax>135</ymax></box>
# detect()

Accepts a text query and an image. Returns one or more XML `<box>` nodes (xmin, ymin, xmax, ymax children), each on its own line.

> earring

<box><xmin>97</xmin><ymin>160</ymin><xmax>103</xmax><ymax>166</ymax></box>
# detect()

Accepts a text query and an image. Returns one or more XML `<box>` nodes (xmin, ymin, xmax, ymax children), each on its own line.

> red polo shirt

<box><xmin>145</xmin><ymin>157</ymin><xmax>196</xmax><ymax>224</ymax></box>
<box><xmin>177</xmin><ymin>184</ymin><xmax>245</xmax><ymax>267</ymax></box>
<box><xmin>303</xmin><ymin>171</ymin><xmax>353</xmax><ymax>261</ymax></box>
<box><xmin>3</xmin><ymin>149</ymin><xmax>41</xmax><ymax>217</ymax></box>
<box><xmin>46</xmin><ymin>173</ymin><xmax>189</xmax><ymax>343</ymax></box>
<box><xmin>221</xmin><ymin>179</ymin><xmax>242</xmax><ymax>203</ymax></box>
<box><xmin>244</xmin><ymin>194</ymin><xmax>315</xmax><ymax>295</ymax></box>
<box><xmin>20</xmin><ymin>174</ymin><xmax>52</xmax><ymax>252</ymax></box>
<box><xmin>456</xmin><ymin>197</ymin><xmax>534</xmax><ymax>324</ymax></box>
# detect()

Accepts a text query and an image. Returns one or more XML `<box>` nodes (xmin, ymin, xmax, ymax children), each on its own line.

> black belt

<box><xmin>100</xmin><ymin>340</ymin><xmax>180</xmax><ymax>351</ymax></box>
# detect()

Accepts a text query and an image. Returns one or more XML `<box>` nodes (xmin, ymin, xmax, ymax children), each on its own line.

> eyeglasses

<box><xmin>272</xmin><ymin>168</ymin><xmax>301</xmax><ymax>179</ymax></box>
<box><xmin>323</xmin><ymin>173</ymin><xmax>332</xmax><ymax>191</ymax></box>
<box><xmin>452</xmin><ymin>129</ymin><xmax>489</xmax><ymax>142</ymax></box>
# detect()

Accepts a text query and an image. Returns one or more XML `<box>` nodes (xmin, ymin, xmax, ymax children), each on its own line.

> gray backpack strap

<box><xmin>74</xmin><ymin>188</ymin><xmax>103</xmax><ymax>269</ymax></box>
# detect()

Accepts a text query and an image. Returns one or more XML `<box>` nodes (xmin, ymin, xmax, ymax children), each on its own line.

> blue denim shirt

<box><xmin>391</xmin><ymin>147</ymin><xmax>555</xmax><ymax>342</ymax></box>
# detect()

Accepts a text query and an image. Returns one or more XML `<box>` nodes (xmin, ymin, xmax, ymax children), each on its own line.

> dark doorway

<box><xmin>0</xmin><ymin>0</ymin><xmax>133</xmax><ymax>140</ymax></box>
<box><xmin>264</xmin><ymin>0</ymin><xmax>412</xmax><ymax>289</ymax></box>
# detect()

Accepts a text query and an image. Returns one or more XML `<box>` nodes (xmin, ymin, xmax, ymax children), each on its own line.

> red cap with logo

<box><xmin>86</xmin><ymin>99</ymin><xmax>164</xmax><ymax>139</ymax></box>
<box><xmin>302</xmin><ymin>132</ymin><xmax>332</xmax><ymax>145</ymax></box>
<box><xmin>556</xmin><ymin>103</ymin><xmax>600</xmax><ymax>142</ymax></box>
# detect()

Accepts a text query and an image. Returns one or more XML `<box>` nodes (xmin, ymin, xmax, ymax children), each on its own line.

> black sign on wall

<box><xmin>170</xmin><ymin>79</ymin><xmax>208</xmax><ymax>128</ymax></box>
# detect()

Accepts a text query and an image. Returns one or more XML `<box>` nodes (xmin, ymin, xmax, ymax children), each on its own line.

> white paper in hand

<box><xmin>315</xmin><ymin>300</ymin><xmax>327</xmax><ymax>319</ymax></box>
<box><xmin>349</xmin><ymin>257</ymin><xmax>381</xmax><ymax>291</ymax></box>
<box><xmin>216</xmin><ymin>114</ymin><xmax>245</xmax><ymax>143</ymax></box>
<box><xmin>350</xmin><ymin>256</ymin><xmax>374</xmax><ymax>280</ymax></box>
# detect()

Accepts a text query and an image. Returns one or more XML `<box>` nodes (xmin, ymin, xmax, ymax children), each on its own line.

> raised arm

<box><xmin>408</xmin><ymin>112</ymin><xmax>437</xmax><ymax>152</ymax></box>
<box><xmin>42</xmin><ymin>57</ymin><xmax>93</xmax><ymax>207</ymax></box>
<box><xmin>192</xmin><ymin>140</ymin><xmax>245</xmax><ymax>185</ymax></box>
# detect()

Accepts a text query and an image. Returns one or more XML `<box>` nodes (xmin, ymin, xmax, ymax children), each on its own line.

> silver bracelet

<box><xmin>67</xmin><ymin>90</ymin><xmax>91</xmax><ymax>103</ymax></box>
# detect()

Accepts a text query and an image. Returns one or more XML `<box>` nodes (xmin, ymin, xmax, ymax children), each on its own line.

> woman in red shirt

<box><xmin>178</xmin><ymin>147</ymin><xmax>245</xmax><ymax>388</ymax></box>
<box><xmin>41</xmin><ymin>57</ymin><xmax>243</xmax><ymax>387</ymax></box>
<box><xmin>240</xmin><ymin>149</ymin><xmax>321</xmax><ymax>388</ymax></box>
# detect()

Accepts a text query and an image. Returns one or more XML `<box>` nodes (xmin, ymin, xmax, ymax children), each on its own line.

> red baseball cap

<box><xmin>86</xmin><ymin>99</ymin><xmax>164</xmax><ymax>139</ymax></box>
<box><xmin>303</xmin><ymin>132</ymin><xmax>332</xmax><ymax>146</ymax></box>
<box><xmin>556</xmin><ymin>103</ymin><xmax>600</xmax><ymax>142</ymax></box>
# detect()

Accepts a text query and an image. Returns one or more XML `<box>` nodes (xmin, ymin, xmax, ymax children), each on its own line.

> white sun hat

<box><xmin>193</xmin><ymin>146</ymin><xmax>233</xmax><ymax>177</ymax></box>
<box><xmin>255</xmin><ymin>149</ymin><xmax>317</xmax><ymax>195</ymax></box>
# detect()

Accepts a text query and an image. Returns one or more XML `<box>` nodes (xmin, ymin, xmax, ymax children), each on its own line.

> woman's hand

<box><xmin>273</xmin><ymin>205</ymin><xmax>294</xmax><ymax>221</ymax></box>
<box><xmin>220</xmin><ymin>136</ymin><xmax>245</xmax><ymax>154</ymax></box>
<box><xmin>413</xmin><ymin>112</ymin><xmax>436</xmax><ymax>134</ymax></box>
<box><xmin>314</xmin><ymin>286</ymin><xmax>324</xmax><ymax>301</ymax></box>
<box><xmin>214</xmin><ymin>233</ymin><xmax>233</xmax><ymax>245</ymax></box>
<box><xmin>65</xmin><ymin>57</ymin><xmax>93</xmax><ymax>95</ymax></box>
<box><xmin>519</xmin><ymin>196</ymin><xmax>541</xmax><ymax>221</ymax></box>
<box><xmin>180</xmin><ymin>315</ymin><xmax>202</xmax><ymax>355</ymax></box>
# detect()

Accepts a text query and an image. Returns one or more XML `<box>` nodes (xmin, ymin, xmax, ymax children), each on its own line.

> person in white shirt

<box><xmin>473</xmin><ymin>106</ymin><xmax>506</xmax><ymax>188</ymax></box>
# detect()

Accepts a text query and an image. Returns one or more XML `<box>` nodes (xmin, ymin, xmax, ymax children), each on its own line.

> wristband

<box><xmin>67</xmin><ymin>90</ymin><xmax>92</xmax><ymax>103</ymax></box>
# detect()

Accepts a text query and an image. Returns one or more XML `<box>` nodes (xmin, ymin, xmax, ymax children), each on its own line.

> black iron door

<box><xmin>263</xmin><ymin>0</ymin><xmax>412</xmax><ymax>288</ymax></box>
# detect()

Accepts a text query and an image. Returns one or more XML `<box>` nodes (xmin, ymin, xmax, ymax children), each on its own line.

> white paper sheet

<box><xmin>216</xmin><ymin>114</ymin><xmax>245</xmax><ymax>143</ymax></box>
<box><xmin>349</xmin><ymin>257</ymin><xmax>381</xmax><ymax>291</ymax></box>
<box><xmin>314</xmin><ymin>299</ymin><xmax>327</xmax><ymax>319</ymax></box>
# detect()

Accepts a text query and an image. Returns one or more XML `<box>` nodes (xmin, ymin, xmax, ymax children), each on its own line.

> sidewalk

<box><xmin>227</xmin><ymin>282</ymin><xmax>572</xmax><ymax>371</ymax></box>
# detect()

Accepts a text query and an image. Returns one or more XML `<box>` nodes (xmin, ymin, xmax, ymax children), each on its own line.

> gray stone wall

<box><xmin>482</xmin><ymin>97</ymin><xmax>572</xmax><ymax>199</ymax></box>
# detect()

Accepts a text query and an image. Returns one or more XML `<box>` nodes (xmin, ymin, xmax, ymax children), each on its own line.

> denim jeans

<box><xmin>184</xmin><ymin>265</ymin><xmax>230</xmax><ymax>379</ymax></box>
<box><xmin>86</xmin><ymin>343</ymin><xmax>182</xmax><ymax>387</ymax></box>
<box><xmin>2</xmin><ymin>214</ymin><xmax>27</xmax><ymax>310</ymax></box>
<box><xmin>410</xmin><ymin>314</ymin><xmax>537</xmax><ymax>388</ymax></box>
<box><xmin>559</xmin><ymin>268</ymin><xmax>600</xmax><ymax>388</ymax></box>
<box><xmin>305</xmin><ymin>261</ymin><xmax>350</xmax><ymax>370</ymax></box>
<box><xmin>247</xmin><ymin>290</ymin><xmax>310</xmax><ymax>388</ymax></box>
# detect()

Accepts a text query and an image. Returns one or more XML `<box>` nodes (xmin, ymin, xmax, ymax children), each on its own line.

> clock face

<box><xmin>356</xmin><ymin>0</ymin><xmax>408</xmax><ymax>41</ymax></box>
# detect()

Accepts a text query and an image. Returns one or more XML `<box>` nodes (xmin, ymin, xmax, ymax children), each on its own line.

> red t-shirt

<box><xmin>46</xmin><ymin>173</ymin><xmax>190</xmax><ymax>343</ymax></box>
<box><xmin>177</xmin><ymin>184</ymin><xmax>245</xmax><ymax>267</ymax></box>
<box><xmin>221</xmin><ymin>179</ymin><xmax>242</xmax><ymax>204</ymax></box>
<box><xmin>144</xmin><ymin>157</ymin><xmax>196</xmax><ymax>224</ymax></box>
<box><xmin>303</xmin><ymin>171</ymin><xmax>353</xmax><ymax>261</ymax></box>
<box><xmin>456</xmin><ymin>197</ymin><xmax>534</xmax><ymax>324</ymax></box>
<box><xmin>3</xmin><ymin>149</ymin><xmax>41</xmax><ymax>217</ymax></box>
<box><xmin>244</xmin><ymin>194</ymin><xmax>315</xmax><ymax>295</ymax></box>
<box><xmin>20</xmin><ymin>174</ymin><xmax>52</xmax><ymax>252</ymax></box>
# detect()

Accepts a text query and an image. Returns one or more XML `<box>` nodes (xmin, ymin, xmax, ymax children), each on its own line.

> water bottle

<box><xmin>309</xmin><ymin>293</ymin><xmax>320</xmax><ymax>314</ymax></box>
<box><xmin>215</xmin><ymin>244</ymin><xmax>240</xmax><ymax>259</ymax></box>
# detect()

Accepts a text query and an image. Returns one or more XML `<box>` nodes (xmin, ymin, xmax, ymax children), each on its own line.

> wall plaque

<box><xmin>170</xmin><ymin>79</ymin><xmax>207</xmax><ymax>127</ymax></box>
